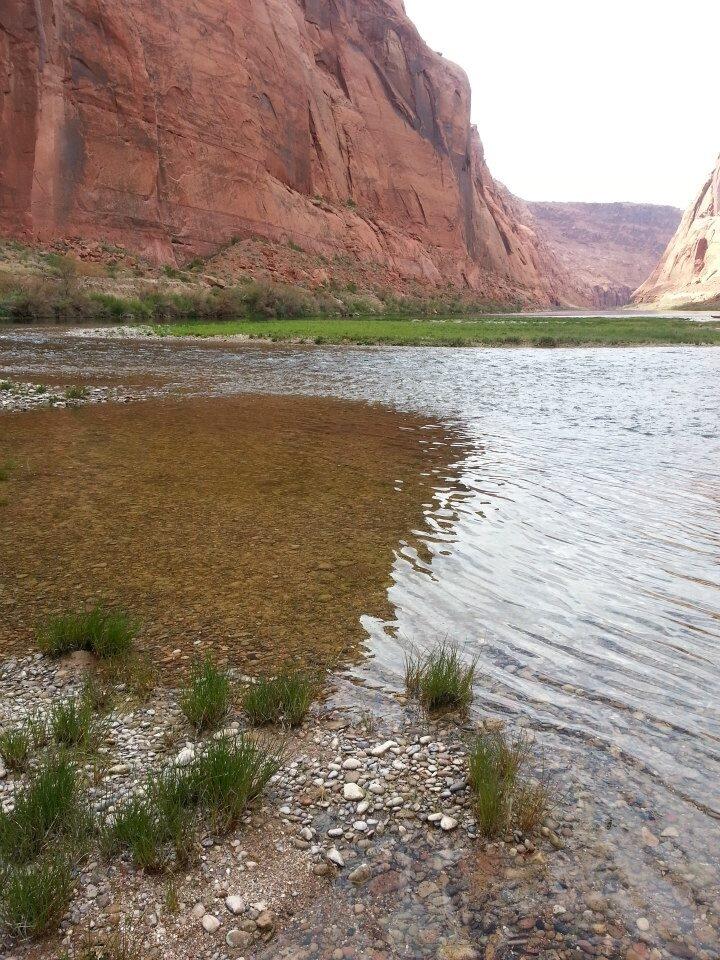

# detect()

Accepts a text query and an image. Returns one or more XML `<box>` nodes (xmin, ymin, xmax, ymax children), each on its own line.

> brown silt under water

<box><xmin>0</xmin><ymin>394</ymin><xmax>453</xmax><ymax>675</ymax></box>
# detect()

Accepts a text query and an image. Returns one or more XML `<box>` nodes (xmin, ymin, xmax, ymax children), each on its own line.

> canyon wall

<box><xmin>526</xmin><ymin>202</ymin><xmax>682</xmax><ymax>308</ymax></box>
<box><xmin>634</xmin><ymin>157</ymin><xmax>720</xmax><ymax>309</ymax></box>
<box><xmin>0</xmin><ymin>0</ymin><xmax>588</xmax><ymax>306</ymax></box>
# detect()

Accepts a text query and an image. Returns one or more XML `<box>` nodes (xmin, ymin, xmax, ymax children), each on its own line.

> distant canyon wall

<box><xmin>634</xmin><ymin>156</ymin><xmax>720</xmax><ymax>309</ymax></box>
<box><xmin>526</xmin><ymin>202</ymin><xmax>682</xmax><ymax>308</ymax></box>
<box><xmin>0</xmin><ymin>0</ymin><xmax>589</xmax><ymax>307</ymax></box>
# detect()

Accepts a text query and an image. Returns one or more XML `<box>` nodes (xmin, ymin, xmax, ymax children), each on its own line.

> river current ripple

<box><xmin>2</xmin><ymin>329</ymin><xmax>720</xmax><ymax>940</ymax></box>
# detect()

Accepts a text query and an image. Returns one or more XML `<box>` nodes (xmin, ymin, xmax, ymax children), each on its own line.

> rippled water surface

<box><xmin>2</xmin><ymin>327</ymin><xmax>719</xmax><ymax>947</ymax></box>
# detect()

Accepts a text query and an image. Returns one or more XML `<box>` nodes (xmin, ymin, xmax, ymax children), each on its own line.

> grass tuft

<box><xmin>0</xmin><ymin>854</ymin><xmax>74</xmax><ymax>940</ymax></box>
<box><xmin>100</xmin><ymin>763</ymin><xmax>197</xmax><ymax>871</ymax></box>
<box><xmin>101</xmin><ymin>793</ymin><xmax>172</xmax><ymax>873</ymax></box>
<box><xmin>49</xmin><ymin>695</ymin><xmax>95</xmax><ymax>749</ymax></box>
<box><xmin>81</xmin><ymin>674</ymin><xmax>115</xmax><ymax>714</ymax></box>
<box><xmin>103</xmin><ymin>734</ymin><xmax>280</xmax><ymax>868</ymax></box>
<box><xmin>37</xmin><ymin>606</ymin><xmax>137</xmax><ymax>659</ymax></box>
<box><xmin>0</xmin><ymin>753</ymin><xmax>89</xmax><ymax>864</ymax></box>
<box><xmin>0</xmin><ymin>726</ymin><xmax>32</xmax><ymax>772</ymax></box>
<box><xmin>191</xmin><ymin>735</ymin><xmax>282</xmax><ymax>832</ymax></box>
<box><xmin>405</xmin><ymin>642</ymin><xmax>476</xmax><ymax>712</ymax></box>
<box><xmin>180</xmin><ymin>655</ymin><xmax>231</xmax><ymax>732</ymax></box>
<box><xmin>64</xmin><ymin>385</ymin><xmax>88</xmax><ymax>400</ymax></box>
<box><xmin>468</xmin><ymin>726</ymin><xmax>551</xmax><ymax>838</ymax></box>
<box><xmin>242</xmin><ymin>667</ymin><xmax>319</xmax><ymax>727</ymax></box>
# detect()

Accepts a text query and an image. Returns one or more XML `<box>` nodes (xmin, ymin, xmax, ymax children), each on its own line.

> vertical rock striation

<box><xmin>0</xmin><ymin>0</ymin><xmax>584</xmax><ymax>305</ymax></box>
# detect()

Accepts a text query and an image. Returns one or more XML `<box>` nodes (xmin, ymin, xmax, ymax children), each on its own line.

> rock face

<box><xmin>634</xmin><ymin>157</ymin><xmax>720</xmax><ymax>309</ymax></box>
<box><xmin>526</xmin><ymin>202</ymin><xmax>682</xmax><ymax>307</ymax></box>
<box><xmin>1</xmin><ymin>0</ymin><xmax>585</xmax><ymax>306</ymax></box>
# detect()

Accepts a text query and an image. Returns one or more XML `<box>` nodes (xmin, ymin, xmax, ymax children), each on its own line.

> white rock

<box><xmin>342</xmin><ymin>758</ymin><xmax>362</xmax><ymax>770</ymax></box>
<box><xmin>225</xmin><ymin>896</ymin><xmax>245</xmax><ymax>915</ymax></box>
<box><xmin>191</xmin><ymin>903</ymin><xmax>206</xmax><ymax>920</ymax></box>
<box><xmin>427</xmin><ymin>812</ymin><xmax>443</xmax><ymax>823</ymax></box>
<box><xmin>370</xmin><ymin>741</ymin><xmax>396</xmax><ymax>756</ymax></box>
<box><xmin>343</xmin><ymin>783</ymin><xmax>364</xmax><ymax>801</ymax></box>
<box><xmin>326</xmin><ymin>847</ymin><xmax>345</xmax><ymax>867</ymax></box>
<box><xmin>356</xmin><ymin>800</ymin><xmax>370</xmax><ymax>815</ymax></box>
<box><xmin>440</xmin><ymin>815</ymin><xmax>458</xmax><ymax>831</ymax></box>
<box><xmin>353</xmin><ymin>821</ymin><xmax>368</xmax><ymax>832</ymax></box>
<box><xmin>202</xmin><ymin>914</ymin><xmax>221</xmax><ymax>933</ymax></box>
<box><xmin>176</xmin><ymin>747</ymin><xmax>195</xmax><ymax>768</ymax></box>
<box><xmin>636</xmin><ymin>917</ymin><xmax>650</xmax><ymax>932</ymax></box>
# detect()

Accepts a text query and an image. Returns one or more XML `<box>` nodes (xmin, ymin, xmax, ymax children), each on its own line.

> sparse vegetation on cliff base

<box><xmin>153</xmin><ymin>315</ymin><xmax>720</xmax><ymax>347</ymax></box>
<box><xmin>0</xmin><ymin>238</ymin><xmax>514</xmax><ymax>324</ymax></box>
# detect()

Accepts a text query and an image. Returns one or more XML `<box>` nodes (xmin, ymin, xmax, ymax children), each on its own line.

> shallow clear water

<box><xmin>2</xmin><ymin>327</ymin><xmax>719</xmax><ymax>947</ymax></box>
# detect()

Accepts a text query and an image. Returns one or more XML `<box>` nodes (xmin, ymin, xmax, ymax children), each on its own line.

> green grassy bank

<box><xmin>153</xmin><ymin>315</ymin><xmax>720</xmax><ymax>347</ymax></box>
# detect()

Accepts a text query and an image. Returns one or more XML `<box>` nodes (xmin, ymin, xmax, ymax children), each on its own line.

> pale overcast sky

<box><xmin>404</xmin><ymin>0</ymin><xmax>718</xmax><ymax>209</ymax></box>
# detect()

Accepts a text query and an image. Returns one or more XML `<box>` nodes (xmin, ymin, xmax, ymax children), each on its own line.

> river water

<box><xmin>2</xmin><ymin>327</ymin><xmax>719</xmax><ymax>952</ymax></box>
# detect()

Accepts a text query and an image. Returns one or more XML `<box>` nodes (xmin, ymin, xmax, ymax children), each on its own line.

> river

<box><xmin>1</xmin><ymin>326</ymin><xmax>719</xmax><ymax>954</ymax></box>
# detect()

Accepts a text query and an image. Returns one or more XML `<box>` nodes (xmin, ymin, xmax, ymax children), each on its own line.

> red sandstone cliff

<box><xmin>0</xmin><ymin>0</ymin><xmax>588</xmax><ymax>306</ymax></box>
<box><xmin>526</xmin><ymin>202</ymin><xmax>682</xmax><ymax>308</ymax></box>
<box><xmin>634</xmin><ymin>157</ymin><xmax>720</xmax><ymax>309</ymax></box>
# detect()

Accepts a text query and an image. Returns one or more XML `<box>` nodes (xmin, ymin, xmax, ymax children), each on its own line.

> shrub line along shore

<box><xmin>2</xmin><ymin>239</ymin><xmax>719</xmax><ymax>348</ymax></box>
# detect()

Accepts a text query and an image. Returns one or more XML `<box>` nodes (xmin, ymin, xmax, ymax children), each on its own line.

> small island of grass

<box><xmin>151</xmin><ymin>315</ymin><xmax>720</xmax><ymax>347</ymax></box>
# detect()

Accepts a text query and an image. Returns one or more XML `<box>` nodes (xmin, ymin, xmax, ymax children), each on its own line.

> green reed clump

<box><xmin>404</xmin><ymin>643</ymin><xmax>476</xmax><ymax>713</ymax></box>
<box><xmin>0</xmin><ymin>853</ymin><xmax>74</xmax><ymax>940</ymax></box>
<box><xmin>81</xmin><ymin>674</ymin><xmax>115</xmax><ymax>714</ymax></box>
<box><xmin>100</xmin><ymin>790</ymin><xmax>189</xmax><ymax>873</ymax></box>
<box><xmin>100</xmin><ymin>763</ymin><xmax>197</xmax><ymax>871</ymax></box>
<box><xmin>37</xmin><ymin>606</ymin><xmax>137</xmax><ymax>659</ymax></box>
<box><xmin>0</xmin><ymin>726</ymin><xmax>32</xmax><ymax>772</ymax></box>
<box><xmin>0</xmin><ymin>753</ymin><xmax>89</xmax><ymax>865</ymax></box>
<box><xmin>103</xmin><ymin>735</ymin><xmax>280</xmax><ymax>869</ymax></box>
<box><xmin>180</xmin><ymin>655</ymin><xmax>231</xmax><ymax>732</ymax></box>
<box><xmin>468</xmin><ymin>726</ymin><xmax>551</xmax><ymax>838</ymax></box>
<box><xmin>49</xmin><ymin>695</ymin><xmax>95</xmax><ymax>749</ymax></box>
<box><xmin>242</xmin><ymin>667</ymin><xmax>319</xmax><ymax>727</ymax></box>
<box><xmin>190</xmin><ymin>735</ymin><xmax>282</xmax><ymax>832</ymax></box>
<box><xmin>64</xmin><ymin>385</ymin><xmax>88</xmax><ymax>400</ymax></box>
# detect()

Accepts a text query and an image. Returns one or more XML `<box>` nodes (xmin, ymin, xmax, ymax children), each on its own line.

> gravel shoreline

<box><xmin>0</xmin><ymin>380</ymin><xmax>137</xmax><ymax>413</ymax></box>
<box><xmin>1</xmin><ymin>654</ymin><xmax>698</xmax><ymax>960</ymax></box>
